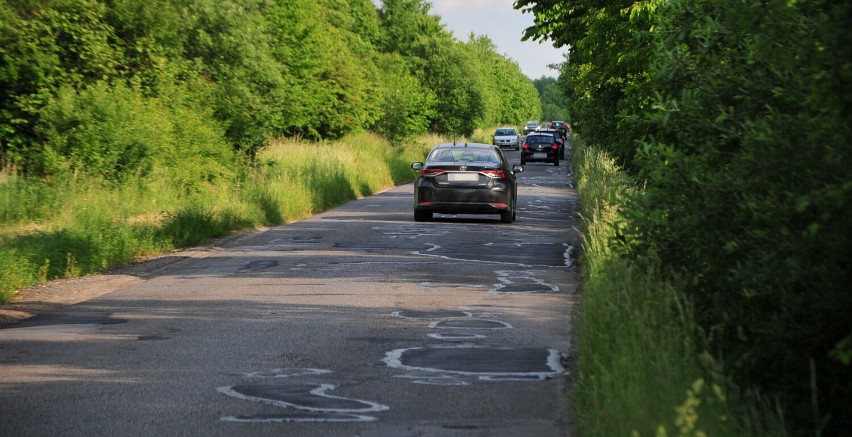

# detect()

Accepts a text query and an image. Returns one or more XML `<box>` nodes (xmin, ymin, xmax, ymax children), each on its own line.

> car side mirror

<box><xmin>411</xmin><ymin>162</ymin><xmax>423</xmax><ymax>171</ymax></box>
<box><xmin>512</xmin><ymin>164</ymin><xmax>524</xmax><ymax>173</ymax></box>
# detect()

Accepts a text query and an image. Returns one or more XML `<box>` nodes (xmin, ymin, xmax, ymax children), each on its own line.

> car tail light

<box><xmin>551</xmin><ymin>144</ymin><xmax>559</xmax><ymax>150</ymax></box>
<box><xmin>421</xmin><ymin>168</ymin><xmax>446</xmax><ymax>177</ymax></box>
<box><xmin>491</xmin><ymin>202</ymin><xmax>508</xmax><ymax>207</ymax></box>
<box><xmin>418</xmin><ymin>201</ymin><xmax>433</xmax><ymax>205</ymax></box>
<box><xmin>480</xmin><ymin>170</ymin><xmax>506</xmax><ymax>179</ymax></box>
<box><xmin>522</xmin><ymin>143</ymin><xmax>529</xmax><ymax>149</ymax></box>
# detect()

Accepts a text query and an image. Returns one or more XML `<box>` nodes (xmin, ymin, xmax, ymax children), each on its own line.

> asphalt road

<box><xmin>0</xmin><ymin>147</ymin><xmax>580</xmax><ymax>436</ymax></box>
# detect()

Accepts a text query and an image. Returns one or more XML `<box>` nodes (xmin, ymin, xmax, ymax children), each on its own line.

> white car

<box><xmin>492</xmin><ymin>127</ymin><xmax>520</xmax><ymax>150</ymax></box>
<box><xmin>523</xmin><ymin>121</ymin><xmax>540</xmax><ymax>134</ymax></box>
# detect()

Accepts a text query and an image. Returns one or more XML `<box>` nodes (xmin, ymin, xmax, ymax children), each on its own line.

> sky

<box><xmin>426</xmin><ymin>0</ymin><xmax>565</xmax><ymax>80</ymax></box>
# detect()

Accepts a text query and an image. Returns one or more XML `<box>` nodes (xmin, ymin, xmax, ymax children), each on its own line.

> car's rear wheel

<box><xmin>414</xmin><ymin>210</ymin><xmax>432</xmax><ymax>222</ymax></box>
<box><xmin>520</xmin><ymin>159</ymin><xmax>526</xmax><ymax>165</ymax></box>
<box><xmin>553</xmin><ymin>159</ymin><xmax>560</xmax><ymax>166</ymax></box>
<box><xmin>500</xmin><ymin>209</ymin><xmax>513</xmax><ymax>223</ymax></box>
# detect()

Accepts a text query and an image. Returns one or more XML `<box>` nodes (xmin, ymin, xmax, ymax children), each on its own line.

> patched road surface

<box><xmin>0</xmin><ymin>149</ymin><xmax>579</xmax><ymax>436</ymax></box>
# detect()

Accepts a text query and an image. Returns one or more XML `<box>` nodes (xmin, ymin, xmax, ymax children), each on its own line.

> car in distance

<box><xmin>523</xmin><ymin>121</ymin><xmax>540</xmax><ymax>134</ymax></box>
<box><xmin>537</xmin><ymin>127</ymin><xmax>567</xmax><ymax>159</ymax></box>
<box><xmin>492</xmin><ymin>127</ymin><xmax>520</xmax><ymax>150</ymax></box>
<box><xmin>411</xmin><ymin>143</ymin><xmax>524</xmax><ymax>223</ymax></box>
<box><xmin>521</xmin><ymin>133</ymin><xmax>559</xmax><ymax>166</ymax></box>
<box><xmin>549</xmin><ymin>120</ymin><xmax>568</xmax><ymax>133</ymax></box>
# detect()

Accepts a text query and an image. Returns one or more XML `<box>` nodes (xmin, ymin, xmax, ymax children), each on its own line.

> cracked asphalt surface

<box><xmin>0</xmin><ymin>148</ymin><xmax>580</xmax><ymax>436</ymax></box>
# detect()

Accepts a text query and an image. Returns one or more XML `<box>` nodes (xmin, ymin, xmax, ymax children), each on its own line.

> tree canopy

<box><xmin>517</xmin><ymin>0</ymin><xmax>852</xmax><ymax>435</ymax></box>
<box><xmin>0</xmin><ymin>0</ymin><xmax>542</xmax><ymax>178</ymax></box>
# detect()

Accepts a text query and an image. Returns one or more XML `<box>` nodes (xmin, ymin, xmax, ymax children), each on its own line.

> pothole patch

<box><xmin>222</xmin><ymin>412</ymin><xmax>375</xmax><ymax>423</ymax></box>
<box><xmin>427</xmin><ymin>333</ymin><xmax>486</xmax><ymax>341</ymax></box>
<box><xmin>218</xmin><ymin>368</ymin><xmax>389</xmax><ymax>424</ymax></box>
<box><xmin>392</xmin><ymin>310</ymin><xmax>471</xmax><ymax>320</ymax></box>
<box><xmin>429</xmin><ymin>319</ymin><xmax>512</xmax><ymax>330</ymax></box>
<box><xmin>491</xmin><ymin>270</ymin><xmax>559</xmax><ymax>293</ymax></box>
<box><xmin>238</xmin><ymin>260</ymin><xmax>278</xmax><ymax>272</ymax></box>
<box><xmin>384</xmin><ymin>346</ymin><xmax>565</xmax><ymax>379</ymax></box>
<box><xmin>219</xmin><ymin>383</ymin><xmax>387</xmax><ymax>413</ymax></box>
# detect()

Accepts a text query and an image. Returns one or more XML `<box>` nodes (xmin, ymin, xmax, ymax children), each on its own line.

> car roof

<box><xmin>527</xmin><ymin>132</ymin><xmax>554</xmax><ymax>137</ymax></box>
<box><xmin>431</xmin><ymin>142</ymin><xmax>497</xmax><ymax>150</ymax></box>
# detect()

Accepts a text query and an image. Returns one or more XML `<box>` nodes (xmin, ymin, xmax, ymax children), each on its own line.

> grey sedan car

<box><xmin>411</xmin><ymin>143</ymin><xmax>524</xmax><ymax>223</ymax></box>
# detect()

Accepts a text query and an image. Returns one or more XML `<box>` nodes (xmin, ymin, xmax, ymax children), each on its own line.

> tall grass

<box><xmin>0</xmin><ymin>132</ymin><xmax>435</xmax><ymax>301</ymax></box>
<box><xmin>571</xmin><ymin>137</ymin><xmax>784</xmax><ymax>436</ymax></box>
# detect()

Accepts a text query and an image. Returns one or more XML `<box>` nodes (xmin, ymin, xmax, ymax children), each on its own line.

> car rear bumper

<box><xmin>414</xmin><ymin>202</ymin><xmax>511</xmax><ymax>215</ymax></box>
<box><xmin>414</xmin><ymin>186</ymin><xmax>512</xmax><ymax>214</ymax></box>
<box><xmin>522</xmin><ymin>151</ymin><xmax>558</xmax><ymax>162</ymax></box>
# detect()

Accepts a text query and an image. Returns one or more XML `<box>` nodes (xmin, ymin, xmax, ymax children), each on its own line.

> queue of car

<box><xmin>410</xmin><ymin>121</ymin><xmax>569</xmax><ymax>223</ymax></box>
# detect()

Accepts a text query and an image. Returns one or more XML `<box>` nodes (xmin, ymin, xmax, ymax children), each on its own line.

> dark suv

<box><xmin>521</xmin><ymin>133</ymin><xmax>559</xmax><ymax>166</ymax></box>
<box><xmin>537</xmin><ymin>128</ymin><xmax>567</xmax><ymax>159</ymax></box>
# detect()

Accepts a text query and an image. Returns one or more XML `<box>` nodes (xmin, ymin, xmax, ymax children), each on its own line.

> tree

<box><xmin>516</xmin><ymin>0</ymin><xmax>654</xmax><ymax>171</ymax></box>
<box><xmin>534</xmin><ymin>76</ymin><xmax>568</xmax><ymax>122</ymax></box>
<box><xmin>518</xmin><ymin>1</ymin><xmax>852</xmax><ymax>434</ymax></box>
<box><xmin>464</xmin><ymin>35</ymin><xmax>541</xmax><ymax>128</ymax></box>
<box><xmin>0</xmin><ymin>0</ymin><xmax>122</xmax><ymax>172</ymax></box>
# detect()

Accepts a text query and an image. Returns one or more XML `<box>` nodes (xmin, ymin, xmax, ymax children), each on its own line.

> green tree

<box><xmin>534</xmin><ymin>76</ymin><xmax>568</xmax><ymax>123</ymax></box>
<box><xmin>378</xmin><ymin>0</ymin><xmax>483</xmax><ymax>137</ymax></box>
<box><xmin>627</xmin><ymin>2</ymin><xmax>852</xmax><ymax>434</ymax></box>
<box><xmin>464</xmin><ymin>34</ymin><xmax>541</xmax><ymax>128</ymax></box>
<box><xmin>520</xmin><ymin>0</ymin><xmax>852</xmax><ymax>434</ymax></box>
<box><xmin>0</xmin><ymin>0</ymin><xmax>122</xmax><ymax>172</ymax></box>
<box><xmin>517</xmin><ymin>0</ymin><xmax>654</xmax><ymax>170</ymax></box>
<box><xmin>371</xmin><ymin>53</ymin><xmax>437</xmax><ymax>140</ymax></box>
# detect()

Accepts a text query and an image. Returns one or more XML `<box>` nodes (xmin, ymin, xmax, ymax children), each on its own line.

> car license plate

<box><xmin>448</xmin><ymin>173</ymin><xmax>478</xmax><ymax>182</ymax></box>
<box><xmin>533</xmin><ymin>153</ymin><xmax>548</xmax><ymax>159</ymax></box>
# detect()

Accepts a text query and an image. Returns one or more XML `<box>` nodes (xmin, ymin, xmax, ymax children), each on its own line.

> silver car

<box><xmin>492</xmin><ymin>127</ymin><xmax>520</xmax><ymax>150</ymax></box>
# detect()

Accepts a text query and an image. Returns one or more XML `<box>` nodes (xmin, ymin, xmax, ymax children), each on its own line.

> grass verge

<box><xmin>0</xmin><ymin>132</ymin><xmax>435</xmax><ymax>301</ymax></box>
<box><xmin>571</xmin><ymin>137</ymin><xmax>785</xmax><ymax>436</ymax></box>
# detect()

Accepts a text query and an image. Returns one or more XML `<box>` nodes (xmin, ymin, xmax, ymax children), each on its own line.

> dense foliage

<box><xmin>535</xmin><ymin>76</ymin><xmax>569</xmax><ymax>123</ymax></box>
<box><xmin>518</xmin><ymin>0</ymin><xmax>851</xmax><ymax>435</ymax></box>
<box><xmin>0</xmin><ymin>0</ymin><xmax>541</xmax><ymax>179</ymax></box>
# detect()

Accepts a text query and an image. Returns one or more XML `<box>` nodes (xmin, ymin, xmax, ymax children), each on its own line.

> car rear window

<box><xmin>428</xmin><ymin>149</ymin><xmax>501</xmax><ymax>163</ymax></box>
<box><xmin>527</xmin><ymin>135</ymin><xmax>553</xmax><ymax>143</ymax></box>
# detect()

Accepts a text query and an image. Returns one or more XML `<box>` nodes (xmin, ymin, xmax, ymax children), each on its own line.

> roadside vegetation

<box><xmin>573</xmin><ymin>137</ymin><xmax>784</xmax><ymax>436</ymax></box>
<box><xmin>535</xmin><ymin>77</ymin><xmax>570</xmax><ymax>123</ymax></box>
<box><xmin>0</xmin><ymin>132</ymin><xmax>434</xmax><ymax>301</ymax></box>
<box><xmin>521</xmin><ymin>0</ymin><xmax>851</xmax><ymax>435</ymax></box>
